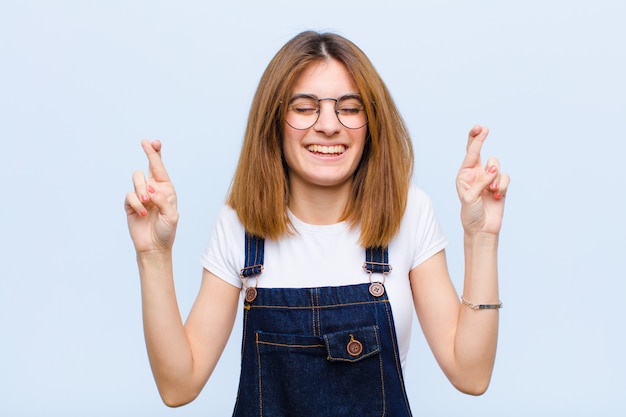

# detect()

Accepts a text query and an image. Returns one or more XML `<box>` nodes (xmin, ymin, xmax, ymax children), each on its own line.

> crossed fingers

<box><xmin>460</xmin><ymin>125</ymin><xmax>510</xmax><ymax>201</ymax></box>
<box><xmin>125</xmin><ymin>140</ymin><xmax>172</xmax><ymax>217</ymax></box>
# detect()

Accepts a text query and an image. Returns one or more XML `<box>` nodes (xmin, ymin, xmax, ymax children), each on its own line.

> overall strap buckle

<box><xmin>362</xmin><ymin>246</ymin><xmax>392</xmax><ymax>297</ymax></box>
<box><xmin>240</xmin><ymin>232</ymin><xmax>265</xmax><ymax>302</ymax></box>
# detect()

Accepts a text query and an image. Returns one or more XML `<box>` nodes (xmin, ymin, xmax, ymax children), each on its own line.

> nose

<box><xmin>313</xmin><ymin>100</ymin><xmax>341</xmax><ymax>135</ymax></box>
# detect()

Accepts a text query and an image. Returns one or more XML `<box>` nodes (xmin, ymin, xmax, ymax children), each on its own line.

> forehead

<box><xmin>291</xmin><ymin>58</ymin><xmax>358</xmax><ymax>97</ymax></box>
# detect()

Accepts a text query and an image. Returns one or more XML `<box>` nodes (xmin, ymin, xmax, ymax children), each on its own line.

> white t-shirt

<box><xmin>201</xmin><ymin>185</ymin><xmax>448</xmax><ymax>370</ymax></box>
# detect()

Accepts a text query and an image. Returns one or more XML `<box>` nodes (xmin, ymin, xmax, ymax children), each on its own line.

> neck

<box><xmin>288</xmin><ymin>179</ymin><xmax>352</xmax><ymax>225</ymax></box>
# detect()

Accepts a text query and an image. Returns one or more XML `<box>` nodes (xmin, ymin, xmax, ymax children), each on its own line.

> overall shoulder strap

<box><xmin>363</xmin><ymin>246</ymin><xmax>391</xmax><ymax>274</ymax></box>
<box><xmin>240</xmin><ymin>232</ymin><xmax>265</xmax><ymax>278</ymax></box>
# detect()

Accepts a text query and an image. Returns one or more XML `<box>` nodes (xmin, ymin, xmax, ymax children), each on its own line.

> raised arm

<box><xmin>410</xmin><ymin>125</ymin><xmax>510</xmax><ymax>395</ymax></box>
<box><xmin>125</xmin><ymin>141</ymin><xmax>240</xmax><ymax>406</ymax></box>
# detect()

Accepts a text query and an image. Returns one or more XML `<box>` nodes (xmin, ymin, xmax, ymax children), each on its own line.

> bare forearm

<box><xmin>453</xmin><ymin>233</ymin><xmax>500</xmax><ymax>394</ymax></box>
<box><xmin>137</xmin><ymin>251</ymin><xmax>196</xmax><ymax>404</ymax></box>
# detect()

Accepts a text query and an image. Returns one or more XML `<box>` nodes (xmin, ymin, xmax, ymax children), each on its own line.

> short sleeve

<box><xmin>200</xmin><ymin>206</ymin><xmax>246</xmax><ymax>288</ymax></box>
<box><xmin>407</xmin><ymin>186</ymin><xmax>449</xmax><ymax>269</ymax></box>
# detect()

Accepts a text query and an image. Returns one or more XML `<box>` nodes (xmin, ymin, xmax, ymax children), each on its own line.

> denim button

<box><xmin>245</xmin><ymin>287</ymin><xmax>257</xmax><ymax>302</ymax></box>
<box><xmin>369</xmin><ymin>282</ymin><xmax>385</xmax><ymax>297</ymax></box>
<box><xmin>347</xmin><ymin>338</ymin><xmax>363</xmax><ymax>357</ymax></box>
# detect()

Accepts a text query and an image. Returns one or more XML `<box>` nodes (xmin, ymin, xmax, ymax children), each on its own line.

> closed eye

<box><xmin>289</xmin><ymin>95</ymin><xmax>319</xmax><ymax>115</ymax></box>
<box><xmin>337</xmin><ymin>95</ymin><xmax>364</xmax><ymax>115</ymax></box>
<box><xmin>291</xmin><ymin>106</ymin><xmax>318</xmax><ymax>115</ymax></box>
<box><xmin>337</xmin><ymin>106</ymin><xmax>361</xmax><ymax>115</ymax></box>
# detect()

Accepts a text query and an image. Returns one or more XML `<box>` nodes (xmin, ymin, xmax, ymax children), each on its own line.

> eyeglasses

<box><xmin>285</xmin><ymin>93</ymin><xmax>368</xmax><ymax>130</ymax></box>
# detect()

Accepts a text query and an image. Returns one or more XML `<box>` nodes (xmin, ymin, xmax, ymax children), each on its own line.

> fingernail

<box><xmin>140</xmin><ymin>209</ymin><xmax>147</xmax><ymax>216</ymax></box>
<box><xmin>488</xmin><ymin>165</ymin><xmax>498</xmax><ymax>174</ymax></box>
<box><xmin>494</xmin><ymin>192</ymin><xmax>503</xmax><ymax>200</ymax></box>
<box><xmin>147</xmin><ymin>185</ymin><xmax>156</xmax><ymax>194</ymax></box>
<box><xmin>490</xmin><ymin>181</ymin><xmax>498</xmax><ymax>191</ymax></box>
<box><xmin>140</xmin><ymin>194</ymin><xmax>148</xmax><ymax>202</ymax></box>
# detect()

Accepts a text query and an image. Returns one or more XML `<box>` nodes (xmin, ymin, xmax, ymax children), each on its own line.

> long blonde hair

<box><xmin>227</xmin><ymin>31</ymin><xmax>413</xmax><ymax>248</ymax></box>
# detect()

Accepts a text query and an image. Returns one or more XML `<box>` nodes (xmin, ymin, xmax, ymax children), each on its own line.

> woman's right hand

<box><xmin>125</xmin><ymin>140</ymin><xmax>179</xmax><ymax>254</ymax></box>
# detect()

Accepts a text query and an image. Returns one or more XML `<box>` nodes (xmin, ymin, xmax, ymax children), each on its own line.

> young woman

<box><xmin>125</xmin><ymin>31</ymin><xmax>510</xmax><ymax>416</ymax></box>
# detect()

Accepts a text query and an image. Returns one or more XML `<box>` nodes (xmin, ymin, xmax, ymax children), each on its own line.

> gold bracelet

<box><xmin>461</xmin><ymin>296</ymin><xmax>502</xmax><ymax>310</ymax></box>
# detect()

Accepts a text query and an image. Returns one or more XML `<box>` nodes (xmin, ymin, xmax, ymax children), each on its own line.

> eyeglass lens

<box><xmin>286</xmin><ymin>94</ymin><xmax>367</xmax><ymax>130</ymax></box>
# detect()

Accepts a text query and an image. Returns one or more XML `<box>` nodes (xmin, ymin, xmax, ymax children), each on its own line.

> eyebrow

<box><xmin>288</xmin><ymin>92</ymin><xmax>363</xmax><ymax>101</ymax></box>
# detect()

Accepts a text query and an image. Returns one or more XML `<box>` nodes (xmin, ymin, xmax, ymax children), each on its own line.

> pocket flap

<box><xmin>324</xmin><ymin>325</ymin><xmax>380</xmax><ymax>362</ymax></box>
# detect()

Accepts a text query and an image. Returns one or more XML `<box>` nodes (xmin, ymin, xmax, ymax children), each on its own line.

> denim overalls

<box><xmin>232</xmin><ymin>233</ymin><xmax>413</xmax><ymax>417</ymax></box>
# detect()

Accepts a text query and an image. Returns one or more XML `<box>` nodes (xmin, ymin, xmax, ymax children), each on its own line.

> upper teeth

<box><xmin>307</xmin><ymin>144</ymin><xmax>345</xmax><ymax>154</ymax></box>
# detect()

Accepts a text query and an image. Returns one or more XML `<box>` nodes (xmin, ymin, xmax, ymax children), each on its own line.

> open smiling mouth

<box><xmin>306</xmin><ymin>144</ymin><xmax>346</xmax><ymax>156</ymax></box>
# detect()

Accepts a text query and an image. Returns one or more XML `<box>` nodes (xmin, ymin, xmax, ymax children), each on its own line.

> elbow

<box><xmin>161</xmin><ymin>396</ymin><xmax>190</xmax><ymax>408</ymax></box>
<box><xmin>158</xmin><ymin>386</ymin><xmax>200</xmax><ymax>408</ymax></box>
<box><xmin>449</xmin><ymin>372</ymin><xmax>493</xmax><ymax>396</ymax></box>
<box><xmin>161</xmin><ymin>395</ymin><xmax>195</xmax><ymax>408</ymax></box>
<box><xmin>445</xmin><ymin>356</ymin><xmax>497</xmax><ymax>396</ymax></box>
<box><xmin>456</xmin><ymin>382</ymin><xmax>490</xmax><ymax>396</ymax></box>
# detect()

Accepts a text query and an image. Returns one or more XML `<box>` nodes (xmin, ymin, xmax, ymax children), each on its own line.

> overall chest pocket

<box><xmin>255</xmin><ymin>326</ymin><xmax>384</xmax><ymax>417</ymax></box>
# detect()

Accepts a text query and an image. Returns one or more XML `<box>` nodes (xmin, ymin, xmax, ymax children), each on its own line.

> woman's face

<box><xmin>282</xmin><ymin>58</ymin><xmax>367</xmax><ymax>192</ymax></box>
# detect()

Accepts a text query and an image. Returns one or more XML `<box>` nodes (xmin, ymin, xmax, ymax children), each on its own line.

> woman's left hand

<box><xmin>456</xmin><ymin>125</ymin><xmax>510</xmax><ymax>236</ymax></box>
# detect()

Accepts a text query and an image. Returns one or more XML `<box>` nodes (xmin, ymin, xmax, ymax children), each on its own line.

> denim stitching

<box><xmin>257</xmin><ymin>340</ymin><xmax>325</xmax><ymax>349</ymax></box>
<box><xmin>384</xmin><ymin>300</ymin><xmax>412</xmax><ymax>416</ymax></box>
<box><xmin>315</xmin><ymin>288</ymin><xmax>321</xmax><ymax>336</ymax></box>
<box><xmin>309</xmin><ymin>290</ymin><xmax>316</xmax><ymax>336</ymax></box>
<box><xmin>245</xmin><ymin>234</ymin><xmax>250</xmax><ymax>268</ymax></box>
<box><xmin>312</xmin><ymin>289</ymin><xmax>317</xmax><ymax>336</ymax></box>
<box><xmin>256</xmin><ymin>332</ymin><xmax>263</xmax><ymax>417</ymax></box>
<box><xmin>248</xmin><ymin>299</ymin><xmax>389</xmax><ymax>310</ymax></box>
<box><xmin>253</xmin><ymin>235</ymin><xmax>259</xmax><ymax>273</ymax></box>
<box><xmin>241</xmin><ymin>308</ymin><xmax>249</xmax><ymax>356</ymax></box>
<box><xmin>376</xmin><ymin>324</ymin><xmax>386</xmax><ymax>417</ymax></box>
<box><xmin>323</xmin><ymin>325</ymin><xmax>381</xmax><ymax>362</ymax></box>
<box><xmin>231</xmin><ymin>308</ymin><xmax>249</xmax><ymax>416</ymax></box>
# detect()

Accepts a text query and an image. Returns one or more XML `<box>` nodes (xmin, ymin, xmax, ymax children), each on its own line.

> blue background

<box><xmin>1</xmin><ymin>0</ymin><xmax>625</xmax><ymax>415</ymax></box>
